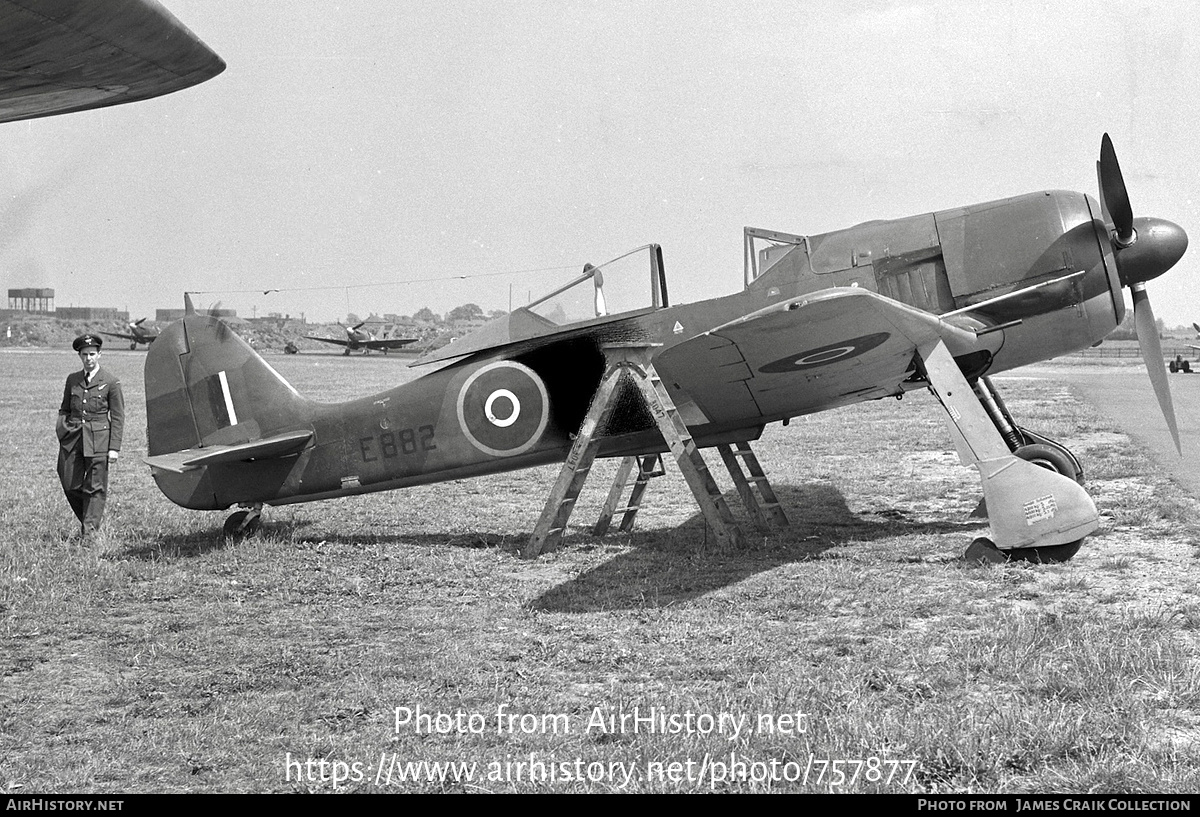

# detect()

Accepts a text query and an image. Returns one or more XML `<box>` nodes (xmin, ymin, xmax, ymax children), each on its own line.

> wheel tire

<box><xmin>223</xmin><ymin>510</ymin><xmax>261</xmax><ymax>541</ymax></box>
<box><xmin>1006</xmin><ymin>539</ymin><xmax>1085</xmax><ymax>564</ymax></box>
<box><xmin>1008</xmin><ymin>445</ymin><xmax>1086</xmax><ymax>563</ymax></box>
<box><xmin>1014</xmin><ymin>443</ymin><xmax>1080</xmax><ymax>483</ymax></box>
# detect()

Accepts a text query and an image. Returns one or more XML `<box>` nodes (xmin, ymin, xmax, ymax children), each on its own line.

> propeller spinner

<box><xmin>1096</xmin><ymin>133</ymin><xmax>1189</xmax><ymax>452</ymax></box>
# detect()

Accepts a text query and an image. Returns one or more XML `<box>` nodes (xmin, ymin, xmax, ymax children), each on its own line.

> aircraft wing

<box><xmin>0</xmin><ymin>0</ymin><xmax>225</xmax><ymax>123</ymax></box>
<box><xmin>363</xmin><ymin>337</ymin><xmax>418</xmax><ymax>351</ymax></box>
<box><xmin>303</xmin><ymin>335</ymin><xmax>352</xmax><ymax>348</ymax></box>
<box><xmin>656</xmin><ymin>288</ymin><xmax>983</xmax><ymax>426</ymax></box>
<box><xmin>99</xmin><ymin>331</ymin><xmax>136</xmax><ymax>342</ymax></box>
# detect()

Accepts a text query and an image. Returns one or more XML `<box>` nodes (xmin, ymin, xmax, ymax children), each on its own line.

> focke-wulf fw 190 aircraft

<box><xmin>142</xmin><ymin>135</ymin><xmax>1187</xmax><ymax>564</ymax></box>
<box><xmin>304</xmin><ymin>321</ymin><xmax>418</xmax><ymax>356</ymax></box>
<box><xmin>101</xmin><ymin>317</ymin><xmax>159</xmax><ymax>350</ymax></box>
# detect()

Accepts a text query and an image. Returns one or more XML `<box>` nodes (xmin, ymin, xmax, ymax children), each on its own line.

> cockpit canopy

<box><xmin>526</xmin><ymin>244</ymin><xmax>668</xmax><ymax>326</ymax></box>
<box><xmin>414</xmin><ymin>244</ymin><xmax>669</xmax><ymax>366</ymax></box>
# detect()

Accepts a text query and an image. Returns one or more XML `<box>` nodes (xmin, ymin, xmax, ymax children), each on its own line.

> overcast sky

<box><xmin>3</xmin><ymin>0</ymin><xmax>1198</xmax><ymax>326</ymax></box>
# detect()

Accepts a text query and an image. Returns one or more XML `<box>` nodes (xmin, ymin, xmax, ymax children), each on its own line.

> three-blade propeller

<box><xmin>1096</xmin><ymin>133</ymin><xmax>1189</xmax><ymax>452</ymax></box>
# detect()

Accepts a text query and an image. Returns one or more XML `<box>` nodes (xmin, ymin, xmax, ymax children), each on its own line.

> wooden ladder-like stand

<box><xmin>523</xmin><ymin>343</ymin><xmax>788</xmax><ymax>559</ymax></box>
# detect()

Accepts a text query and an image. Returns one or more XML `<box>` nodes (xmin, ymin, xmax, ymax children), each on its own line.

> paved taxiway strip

<box><xmin>998</xmin><ymin>366</ymin><xmax>1200</xmax><ymax>496</ymax></box>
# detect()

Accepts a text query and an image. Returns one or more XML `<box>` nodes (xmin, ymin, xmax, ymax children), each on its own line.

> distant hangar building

<box><xmin>6</xmin><ymin>289</ymin><xmax>126</xmax><ymax>320</ymax></box>
<box><xmin>57</xmin><ymin>306</ymin><xmax>127</xmax><ymax>321</ymax></box>
<box><xmin>8</xmin><ymin>288</ymin><xmax>54</xmax><ymax>313</ymax></box>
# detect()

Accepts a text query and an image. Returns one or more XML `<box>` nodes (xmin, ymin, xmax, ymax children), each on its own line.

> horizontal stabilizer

<box><xmin>143</xmin><ymin>429</ymin><xmax>313</xmax><ymax>474</ymax></box>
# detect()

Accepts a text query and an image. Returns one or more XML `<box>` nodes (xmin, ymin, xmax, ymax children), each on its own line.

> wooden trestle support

<box><xmin>522</xmin><ymin>343</ymin><xmax>788</xmax><ymax>558</ymax></box>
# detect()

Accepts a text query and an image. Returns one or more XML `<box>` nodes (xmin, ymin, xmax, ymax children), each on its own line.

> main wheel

<box><xmin>963</xmin><ymin>536</ymin><xmax>1084</xmax><ymax>565</ymax></box>
<box><xmin>1006</xmin><ymin>539</ymin><xmax>1085</xmax><ymax>563</ymax></box>
<box><xmin>1015</xmin><ymin>443</ymin><xmax>1080</xmax><ymax>483</ymax></box>
<box><xmin>1012</xmin><ymin>444</ymin><xmax>1086</xmax><ymax>562</ymax></box>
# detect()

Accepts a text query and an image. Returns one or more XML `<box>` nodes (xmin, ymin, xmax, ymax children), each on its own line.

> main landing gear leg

<box><xmin>919</xmin><ymin>341</ymin><xmax>1097</xmax><ymax>563</ymax></box>
<box><xmin>966</xmin><ymin>377</ymin><xmax>1085</xmax><ymax>522</ymax></box>
<box><xmin>974</xmin><ymin>375</ymin><xmax>1084</xmax><ymax>484</ymax></box>
<box><xmin>223</xmin><ymin>503</ymin><xmax>263</xmax><ymax>541</ymax></box>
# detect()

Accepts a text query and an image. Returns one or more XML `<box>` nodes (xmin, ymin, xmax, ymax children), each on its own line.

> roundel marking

<box><xmin>457</xmin><ymin>361</ymin><xmax>550</xmax><ymax>457</ymax></box>
<box><xmin>759</xmin><ymin>332</ymin><xmax>891</xmax><ymax>374</ymax></box>
<box><xmin>484</xmin><ymin>388</ymin><xmax>520</xmax><ymax>427</ymax></box>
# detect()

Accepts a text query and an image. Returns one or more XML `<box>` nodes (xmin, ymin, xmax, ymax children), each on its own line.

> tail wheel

<box><xmin>223</xmin><ymin>510</ymin><xmax>261</xmax><ymax>541</ymax></box>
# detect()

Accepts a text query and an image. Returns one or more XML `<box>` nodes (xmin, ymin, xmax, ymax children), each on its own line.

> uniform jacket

<box><xmin>57</xmin><ymin>366</ymin><xmax>124</xmax><ymax>458</ymax></box>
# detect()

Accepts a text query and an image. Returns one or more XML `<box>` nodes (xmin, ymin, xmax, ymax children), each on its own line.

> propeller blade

<box><xmin>1133</xmin><ymin>286</ymin><xmax>1181</xmax><ymax>453</ymax></box>
<box><xmin>1099</xmin><ymin>133</ymin><xmax>1135</xmax><ymax>246</ymax></box>
<box><xmin>1095</xmin><ymin>160</ymin><xmax>1113</xmax><ymax>227</ymax></box>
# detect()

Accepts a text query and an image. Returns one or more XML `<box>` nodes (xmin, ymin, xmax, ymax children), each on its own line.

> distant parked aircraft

<box><xmin>304</xmin><ymin>321</ymin><xmax>418</xmax><ymax>355</ymax></box>
<box><xmin>101</xmin><ymin>317</ymin><xmax>159</xmax><ymax>350</ymax></box>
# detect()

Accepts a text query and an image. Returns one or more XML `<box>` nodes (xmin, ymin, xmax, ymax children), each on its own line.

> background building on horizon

<box><xmin>8</xmin><ymin>288</ymin><xmax>54</xmax><ymax>313</ymax></box>
<box><xmin>56</xmin><ymin>306</ymin><xmax>127</xmax><ymax>321</ymax></box>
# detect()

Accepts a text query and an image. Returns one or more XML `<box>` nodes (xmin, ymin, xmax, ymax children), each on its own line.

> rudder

<box><xmin>145</xmin><ymin>313</ymin><xmax>310</xmax><ymax>457</ymax></box>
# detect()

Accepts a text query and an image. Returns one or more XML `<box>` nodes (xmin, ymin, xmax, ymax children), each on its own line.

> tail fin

<box><xmin>144</xmin><ymin>311</ymin><xmax>315</xmax><ymax>510</ymax></box>
<box><xmin>145</xmin><ymin>311</ymin><xmax>310</xmax><ymax>456</ymax></box>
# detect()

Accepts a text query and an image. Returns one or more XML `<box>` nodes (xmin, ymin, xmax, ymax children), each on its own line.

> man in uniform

<box><xmin>56</xmin><ymin>334</ymin><xmax>124</xmax><ymax>540</ymax></box>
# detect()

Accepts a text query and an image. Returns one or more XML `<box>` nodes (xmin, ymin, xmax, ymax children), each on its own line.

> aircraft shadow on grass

<box><xmin>529</xmin><ymin>483</ymin><xmax>984</xmax><ymax>614</ymax></box>
<box><xmin>119</xmin><ymin>482</ymin><xmax>980</xmax><ymax>607</ymax></box>
<box><xmin>118</xmin><ymin>519</ymin><xmax>325</xmax><ymax>560</ymax></box>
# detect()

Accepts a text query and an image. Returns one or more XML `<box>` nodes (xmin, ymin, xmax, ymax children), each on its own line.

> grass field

<box><xmin>2</xmin><ymin>347</ymin><xmax>1199</xmax><ymax>793</ymax></box>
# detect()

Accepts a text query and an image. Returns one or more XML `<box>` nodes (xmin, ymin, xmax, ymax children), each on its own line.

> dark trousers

<box><xmin>57</xmin><ymin>447</ymin><xmax>110</xmax><ymax>534</ymax></box>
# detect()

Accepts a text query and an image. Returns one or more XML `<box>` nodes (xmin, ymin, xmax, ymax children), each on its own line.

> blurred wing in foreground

<box><xmin>0</xmin><ymin>0</ymin><xmax>224</xmax><ymax>123</ymax></box>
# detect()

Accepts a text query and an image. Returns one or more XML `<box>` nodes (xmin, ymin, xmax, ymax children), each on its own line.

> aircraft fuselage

<box><xmin>145</xmin><ymin>189</ymin><xmax>1137</xmax><ymax>511</ymax></box>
